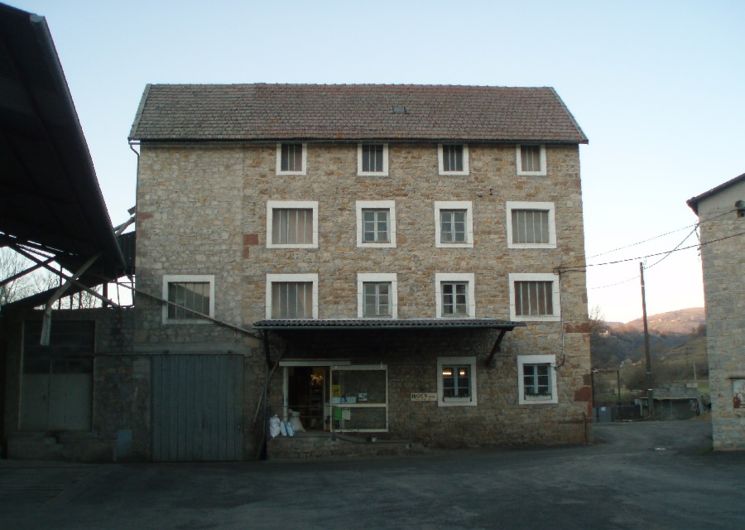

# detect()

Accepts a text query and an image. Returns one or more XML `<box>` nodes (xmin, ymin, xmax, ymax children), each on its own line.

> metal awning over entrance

<box><xmin>253</xmin><ymin>318</ymin><xmax>524</xmax><ymax>331</ymax></box>
<box><xmin>253</xmin><ymin>319</ymin><xmax>526</xmax><ymax>367</ymax></box>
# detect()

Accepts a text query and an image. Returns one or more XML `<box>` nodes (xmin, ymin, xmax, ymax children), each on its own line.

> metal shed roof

<box><xmin>253</xmin><ymin>318</ymin><xmax>525</xmax><ymax>331</ymax></box>
<box><xmin>0</xmin><ymin>3</ymin><xmax>124</xmax><ymax>278</ymax></box>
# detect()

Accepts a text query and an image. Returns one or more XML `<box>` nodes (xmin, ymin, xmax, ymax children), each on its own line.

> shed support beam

<box><xmin>11</xmin><ymin>245</ymin><xmax>119</xmax><ymax>309</ymax></box>
<box><xmin>40</xmin><ymin>254</ymin><xmax>99</xmax><ymax>345</ymax></box>
<box><xmin>486</xmin><ymin>329</ymin><xmax>508</xmax><ymax>368</ymax></box>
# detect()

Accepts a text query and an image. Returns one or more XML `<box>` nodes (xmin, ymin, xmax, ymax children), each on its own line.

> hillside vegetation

<box><xmin>590</xmin><ymin>308</ymin><xmax>707</xmax><ymax>400</ymax></box>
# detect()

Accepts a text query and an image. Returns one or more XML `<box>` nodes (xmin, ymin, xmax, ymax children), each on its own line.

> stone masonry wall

<box><xmin>697</xmin><ymin>182</ymin><xmax>745</xmax><ymax>450</ymax></box>
<box><xmin>136</xmin><ymin>142</ymin><xmax>591</xmax><ymax>449</ymax></box>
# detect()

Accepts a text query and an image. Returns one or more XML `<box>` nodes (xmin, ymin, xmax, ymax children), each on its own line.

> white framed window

<box><xmin>357</xmin><ymin>144</ymin><xmax>389</xmax><ymax>176</ymax></box>
<box><xmin>357</xmin><ymin>273</ymin><xmax>398</xmax><ymax>318</ymax></box>
<box><xmin>266</xmin><ymin>273</ymin><xmax>318</xmax><ymax>319</ymax></box>
<box><xmin>437</xmin><ymin>356</ymin><xmax>477</xmax><ymax>407</ymax></box>
<box><xmin>434</xmin><ymin>201</ymin><xmax>473</xmax><ymax>248</ymax></box>
<box><xmin>435</xmin><ymin>273</ymin><xmax>475</xmax><ymax>318</ymax></box>
<box><xmin>509</xmin><ymin>273</ymin><xmax>561</xmax><ymax>321</ymax></box>
<box><xmin>517</xmin><ymin>354</ymin><xmax>558</xmax><ymax>405</ymax></box>
<box><xmin>438</xmin><ymin>144</ymin><xmax>469</xmax><ymax>175</ymax></box>
<box><xmin>506</xmin><ymin>201</ymin><xmax>557</xmax><ymax>249</ymax></box>
<box><xmin>266</xmin><ymin>200</ymin><xmax>319</xmax><ymax>248</ymax></box>
<box><xmin>516</xmin><ymin>145</ymin><xmax>546</xmax><ymax>176</ymax></box>
<box><xmin>162</xmin><ymin>274</ymin><xmax>215</xmax><ymax>324</ymax></box>
<box><xmin>276</xmin><ymin>143</ymin><xmax>307</xmax><ymax>175</ymax></box>
<box><xmin>356</xmin><ymin>200</ymin><xmax>396</xmax><ymax>248</ymax></box>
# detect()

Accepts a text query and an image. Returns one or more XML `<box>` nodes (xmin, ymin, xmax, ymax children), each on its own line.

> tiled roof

<box><xmin>129</xmin><ymin>84</ymin><xmax>588</xmax><ymax>144</ymax></box>
<box><xmin>252</xmin><ymin>318</ymin><xmax>525</xmax><ymax>330</ymax></box>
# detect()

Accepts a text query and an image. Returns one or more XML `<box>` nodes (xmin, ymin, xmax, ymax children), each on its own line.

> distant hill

<box><xmin>591</xmin><ymin>307</ymin><xmax>706</xmax><ymax>370</ymax></box>
<box><xmin>611</xmin><ymin>308</ymin><xmax>705</xmax><ymax>335</ymax></box>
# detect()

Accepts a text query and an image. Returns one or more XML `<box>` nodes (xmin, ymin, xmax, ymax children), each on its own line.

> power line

<box><xmin>559</xmin><ymin>228</ymin><xmax>745</xmax><ymax>273</ymax></box>
<box><xmin>586</xmin><ymin>225</ymin><xmax>698</xmax><ymax>289</ymax></box>
<box><xmin>644</xmin><ymin>226</ymin><xmax>698</xmax><ymax>270</ymax></box>
<box><xmin>586</xmin><ymin>208</ymin><xmax>736</xmax><ymax>260</ymax></box>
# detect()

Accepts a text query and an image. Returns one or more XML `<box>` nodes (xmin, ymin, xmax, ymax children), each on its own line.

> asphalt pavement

<box><xmin>1</xmin><ymin>418</ymin><xmax>743</xmax><ymax>529</ymax></box>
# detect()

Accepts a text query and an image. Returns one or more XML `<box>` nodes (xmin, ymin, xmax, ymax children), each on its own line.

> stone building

<box><xmin>687</xmin><ymin>173</ymin><xmax>745</xmax><ymax>451</ymax></box>
<box><xmin>127</xmin><ymin>84</ymin><xmax>593</xmax><ymax>458</ymax></box>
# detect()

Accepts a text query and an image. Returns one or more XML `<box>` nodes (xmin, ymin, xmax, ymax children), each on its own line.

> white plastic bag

<box><xmin>288</xmin><ymin>409</ymin><xmax>305</xmax><ymax>433</ymax></box>
<box><xmin>269</xmin><ymin>414</ymin><xmax>281</xmax><ymax>438</ymax></box>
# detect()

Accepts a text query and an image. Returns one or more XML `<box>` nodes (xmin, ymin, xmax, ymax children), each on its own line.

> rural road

<box><xmin>1</xmin><ymin>418</ymin><xmax>742</xmax><ymax>529</ymax></box>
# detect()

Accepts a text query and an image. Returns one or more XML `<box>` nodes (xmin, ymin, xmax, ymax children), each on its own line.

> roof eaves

<box><xmin>128</xmin><ymin>83</ymin><xmax>152</xmax><ymax>141</ymax></box>
<box><xmin>548</xmin><ymin>87</ymin><xmax>589</xmax><ymax>144</ymax></box>
<box><xmin>687</xmin><ymin>171</ymin><xmax>745</xmax><ymax>215</ymax></box>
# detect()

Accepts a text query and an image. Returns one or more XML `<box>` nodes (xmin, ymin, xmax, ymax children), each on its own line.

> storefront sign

<box><xmin>410</xmin><ymin>392</ymin><xmax>437</xmax><ymax>402</ymax></box>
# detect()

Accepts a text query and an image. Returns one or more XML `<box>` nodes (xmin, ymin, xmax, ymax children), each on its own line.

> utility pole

<box><xmin>640</xmin><ymin>262</ymin><xmax>654</xmax><ymax>417</ymax></box>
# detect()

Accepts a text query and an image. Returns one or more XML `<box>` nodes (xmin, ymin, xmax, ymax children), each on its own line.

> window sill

<box><xmin>438</xmin><ymin>398</ymin><xmax>477</xmax><ymax>407</ymax></box>
<box><xmin>435</xmin><ymin>242</ymin><xmax>473</xmax><ymax>249</ymax></box>
<box><xmin>357</xmin><ymin>171</ymin><xmax>389</xmax><ymax>177</ymax></box>
<box><xmin>508</xmin><ymin>243</ymin><xmax>557</xmax><ymax>250</ymax></box>
<box><xmin>512</xmin><ymin>316</ymin><xmax>561</xmax><ymax>322</ymax></box>
<box><xmin>266</xmin><ymin>243</ymin><xmax>319</xmax><ymax>249</ymax></box>
<box><xmin>438</xmin><ymin>171</ymin><xmax>469</xmax><ymax>177</ymax></box>
<box><xmin>276</xmin><ymin>170</ymin><xmax>307</xmax><ymax>176</ymax></box>
<box><xmin>519</xmin><ymin>397</ymin><xmax>558</xmax><ymax>405</ymax></box>
<box><xmin>358</xmin><ymin>242</ymin><xmax>396</xmax><ymax>249</ymax></box>
<box><xmin>516</xmin><ymin>171</ymin><xmax>547</xmax><ymax>177</ymax></box>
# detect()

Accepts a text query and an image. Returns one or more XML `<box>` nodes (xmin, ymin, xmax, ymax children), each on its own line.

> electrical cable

<box><xmin>559</xmin><ymin>228</ymin><xmax>745</xmax><ymax>273</ymax></box>
<box><xmin>587</xmin><ymin>226</ymin><xmax>699</xmax><ymax>289</ymax></box>
<box><xmin>586</xmin><ymin>208</ymin><xmax>736</xmax><ymax>260</ymax></box>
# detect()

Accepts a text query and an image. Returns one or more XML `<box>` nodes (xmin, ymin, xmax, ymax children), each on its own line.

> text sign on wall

<box><xmin>410</xmin><ymin>392</ymin><xmax>437</xmax><ymax>402</ymax></box>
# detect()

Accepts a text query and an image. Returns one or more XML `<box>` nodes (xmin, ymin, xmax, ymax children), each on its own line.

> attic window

<box><xmin>392</xmin><ymin>105</ymin><xmax>407</xmax><ymax>114</ymax></box>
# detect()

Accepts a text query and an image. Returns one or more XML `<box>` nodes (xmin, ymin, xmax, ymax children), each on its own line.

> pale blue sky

<box><xmin>9</xmin><ymin>0</ymin><xmax>745</xmax><ymax>322</ymax></box>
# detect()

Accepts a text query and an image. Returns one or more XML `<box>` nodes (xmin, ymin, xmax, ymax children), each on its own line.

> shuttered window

<box><xmin>272</xmin><ymin>208</ymin><xmax>314</xmax><ymax>245</ymax></box>
<box><xmin>520</xmin><ymin>145</ymin><xmax>541</xmax><ymax>172</ymax></box>
<box><xmin>361</xmin><ymin>144</ymin><xmax>385</xmax><ymax>173</ymax></box>
<box><xmin>442</xmin><ymin>145</ymin><xmax>464</xmax><ymax>172</ymax></box>
<box><xmin>280</xmin><ymin>143</ymin><xmax>304</xmax><ymax>172</ymax></box>
<box><xmin>271</xmin><ymin>282</ymin><xmax>313</xmax><ymax>318</ymax></box>
<box><xmin>514</xmin><ymin>281</ymin><xmax>554</xmax><ymax>317</ymax></box>
<box><xmin>511</xmin><ymin>209</ymin><xmax>550</xmax><ymax>244</ymax></box>
<box><xmin>168</xmin><ymin>282</ymin><xmax>211</xmax><ymax>320</ymax></box>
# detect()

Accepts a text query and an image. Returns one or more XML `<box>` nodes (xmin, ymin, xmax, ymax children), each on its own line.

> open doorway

<box><xmin>285</xmin><ymin>366</ymin><xmax>329</xmax><ymax>431</ymax></box>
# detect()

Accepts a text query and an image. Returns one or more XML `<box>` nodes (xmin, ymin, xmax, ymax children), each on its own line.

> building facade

<box><xmin>688</xmin><ymin>173</ymin><xmax>745</xmax><ymax>451</ymax></box>
<box><xmin>126</xmin><ymin>84</ymin><xmax>593</xmax><ymax>458</ymax></box>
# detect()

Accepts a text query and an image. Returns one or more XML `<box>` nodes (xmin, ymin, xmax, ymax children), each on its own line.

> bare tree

<box><xmin>0</xmin><ymin>247</ymin><xmax>34</xmax><ymax>305</ymax></box>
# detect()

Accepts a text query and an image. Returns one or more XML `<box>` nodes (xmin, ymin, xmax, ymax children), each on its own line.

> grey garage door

<box><xmin>152</xmin><ymin>355</ymin><xmax>244</xmax><ymax>461</ymax></box>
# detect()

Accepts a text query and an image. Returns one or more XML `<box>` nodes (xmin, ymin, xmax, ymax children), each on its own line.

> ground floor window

<box><xmin>517</xmin><ymin>354</ymin><xmax>558</xmax><ymax>405</ymax></box>
<box><xmin>437</xmin><ymin>356</ymin><xmax>477</xmax><ymax>406</ymax></box>
<box><xmin>281</xmin><ymin>362</ymin><xmax>388</xmax><ymax>433</ymax></box>
<box><xmin>331</xmin><ymin>365</ymin><xmax>388</xmax><ymax>432</ymax></box>
<box><xmin>21</xmin><ymin>320</ymin><xmax>94</xmax><ymax>431</ymax></box>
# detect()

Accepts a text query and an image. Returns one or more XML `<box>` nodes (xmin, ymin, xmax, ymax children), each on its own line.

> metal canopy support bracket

<box><xmin>486</xmin><ymin>329</ymin><xmax>508</xmax><ymax>368</ymax></box>
<box><xmin>40</xmin><ymin>254</ymin><xmax>99</xmax><ymax>346</ymax></box>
